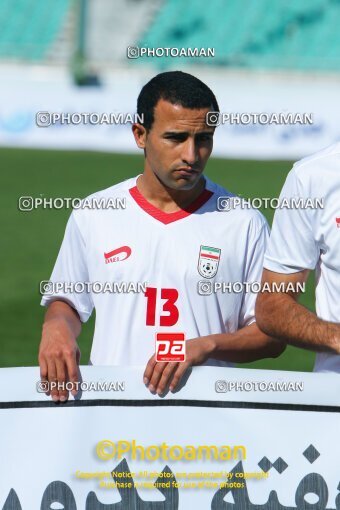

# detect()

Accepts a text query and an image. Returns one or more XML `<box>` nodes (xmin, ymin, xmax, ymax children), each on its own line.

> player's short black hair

<box><xmin>137</xmin><ymin>71</ymin><xmax>219</xmax><ymax>131</ymax></box>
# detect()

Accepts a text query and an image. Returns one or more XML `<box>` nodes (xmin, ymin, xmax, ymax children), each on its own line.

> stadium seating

<box><xmin>86</xmin><ymin>0</ymin><xmax>162</xmax><ymax>65</ymax></box>
<box><xmin>0</xmin><ymin>0</ymin><xmax>72</xmax><ymax>61</ymax></box>
<box><xmin>1</xmin><ymin>0</ymin><xmax>340</xmax><ymax>70</ymax></box>
<box><xmin>138</xmin><ymin>0</ymin><xmax>340</xmax><ymax>71</ymax></box>
<box><xmin>0</xmin><ymin>0</ymin><xmax>162</xmax><ymax>65</ymax></box>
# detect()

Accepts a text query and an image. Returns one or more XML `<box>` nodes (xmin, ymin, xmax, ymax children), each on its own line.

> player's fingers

<box><xmin>148</xmin><ymin>362</ymin><xmax>168</xmax><ymax>393</ymax></box>
<box><xmin>76</xmin><ymin>348</ymin><xmax>81</xmax><ymax>365</ymax></box>
<box><xmin>47</xmin><ymin>359</ymin><xmax>59</xmax><ymax>402</ymax></box>
<box><xmin>65</xmin><ymin>347</ymin><xmax>81</xmax><ymax>397</ymax></box>
<box><xmin>55</xmin><ymin>357</ymin><xmax>68</xmax><ymax>402</ymax></box>
<box><xmin>39</xmin><ymin>356</ymin><xmax>50</xmax><ymax>396</ymax></box>
<box><xmin>143</xmin><ymin>355</ymin><xmax>157</xmax><ymax>385</ymax></box>
<box><xmin>169</xmin><ymin>364</ymin><xmax>189</xmax><ymax>392</ymax></box>
<box><xmin>156</xmin><ymin>363</ymin><xmax>178</xmax><ymax>395</ymax></box>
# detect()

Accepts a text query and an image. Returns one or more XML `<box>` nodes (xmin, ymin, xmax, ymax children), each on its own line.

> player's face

<box><xmin>139</xmin><ymin>99</ymin><xmax>215</xmax><ymax>190</ymax></box>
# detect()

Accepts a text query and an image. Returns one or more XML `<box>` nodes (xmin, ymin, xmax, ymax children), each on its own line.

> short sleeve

<box><xmin>238</xmin><ymin>216</ymin><xmax>270</xmax><ymax>328</ymax></box>
<box><xmin>264</xmin><ymin>168</ymin><xmax>319</xmax><ymax>273</ymax></box>
<box><xmin>40</xmin><ymin>212</ymin><xmax>94</xmax><ymax>322</ymax></box>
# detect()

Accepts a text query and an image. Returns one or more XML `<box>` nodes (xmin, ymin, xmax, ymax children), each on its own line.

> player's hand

<box><xmin>38</xmin><ymin>318</ymin><xmax>81</xmax><ymax>402</ymax></box>
<box><xmin>143</xmin><ymin>337</ymin><xmax>215</xmax><ymax>395</ymax></box>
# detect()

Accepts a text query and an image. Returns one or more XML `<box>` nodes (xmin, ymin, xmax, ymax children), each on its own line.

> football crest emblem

<box><xmin>197</xmin><ymin>245</ymin><xmax>221</xmax><ymax>278</ymax></box>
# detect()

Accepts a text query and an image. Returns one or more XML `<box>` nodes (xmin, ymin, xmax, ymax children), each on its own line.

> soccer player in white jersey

<box><xmin>39</xmin><ymin>71</ymin><xmax>285</xmax><ymax>402</ymax></box>
<box><xmin>256</xmin><ymin>143</ymin><xmax>340</xmax><ymax>372</ymax></box>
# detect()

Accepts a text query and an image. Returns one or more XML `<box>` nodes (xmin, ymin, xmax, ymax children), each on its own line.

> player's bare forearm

<box><xmin>256</xmin><ymin>291</ymin><xmax>340</xmax><ymax>353</ymax></box>
<box><xmin>39</xmin><ymin>301</ymin><xmax>82</xmax><ymax>402</ymax></box>
<box><xmin>43</xmin><ymin>300</ymin><xmax>82</xmax><ymax>335</ymax></box>
<box><xmin>256</xmin><ymin>268</ymin><xmax>340</xmax><ymax>353</ymax></box>
<box><xmin>206</xmin><ymin>322</ymin><xmax>286</xmax><ymax>363</ymax></box>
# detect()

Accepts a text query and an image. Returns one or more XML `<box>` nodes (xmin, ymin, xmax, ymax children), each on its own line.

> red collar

<box><xmin>129</xmin><ymin>185</ymin><xmax>213</xmax><ymax>225</ymax></box>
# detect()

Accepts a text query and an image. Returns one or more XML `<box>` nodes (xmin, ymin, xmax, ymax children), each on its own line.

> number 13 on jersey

<box><xmin>145</xmin><ymin>286</ymin><xmax>179</xmax><ymax>326</ymax></box>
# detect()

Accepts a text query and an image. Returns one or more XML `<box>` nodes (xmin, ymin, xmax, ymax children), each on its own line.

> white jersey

<box><xmin>41</xmin><ymin>175</ymin><xmax>269</xmax><ymax>367</ymax></box>
<box><xmin>264</xmin><ymin>143</ymin><xmax>340</xmax><ymax>373</ymax></box>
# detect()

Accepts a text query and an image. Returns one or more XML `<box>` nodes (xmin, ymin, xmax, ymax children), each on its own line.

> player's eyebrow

<box><xmin>163</xmin><ymin>130</ymin><xmax>214</xmax><ymax>138</ymax></box>
<box><xmin>163</xmin><ymin>130</ymin><xmax>188</xmax><ymax>137</ymax></box>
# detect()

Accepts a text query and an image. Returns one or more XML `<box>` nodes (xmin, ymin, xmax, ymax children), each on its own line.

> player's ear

<box><xmin>132</xmin><ymin>123</ymin><xmax>147</xmax><ymax>149</ymax></box>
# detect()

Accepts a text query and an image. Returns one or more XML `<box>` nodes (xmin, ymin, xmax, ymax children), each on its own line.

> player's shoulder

<box><xmin>71</xmin><ymin>175</ymin><xmax>137</xmax><ymax>230</ymax></box>
<box><xmin>291</xmin><ymin>142</ymin><xmax>340</xmax><ymax>183</ymax></box>
<box><xmin>80</xmin><ymin>176</ymin><xmax>137</xmax><ymax>202</ymax></box>
<box><xmin>73</xmin><ymin>175</ymin><xmax>137</xmax><ymax>212</ymax></box>
<box><xmin>205</xmin><ymin>177</ymin><xmax>268</xmax><ymax>232</ymax></box>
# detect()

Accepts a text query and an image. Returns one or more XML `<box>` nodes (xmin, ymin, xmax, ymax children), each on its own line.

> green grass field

<box><xmin>0</xmin><ymin>147</ymin><xmax>315</xmax><ymax>371</ymax></box>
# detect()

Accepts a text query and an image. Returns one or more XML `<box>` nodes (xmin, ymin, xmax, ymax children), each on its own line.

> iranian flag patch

<box><xmin>197</xmin><ymin>245</ymin><xmax>221</xmax><ymax>278</ymax></box>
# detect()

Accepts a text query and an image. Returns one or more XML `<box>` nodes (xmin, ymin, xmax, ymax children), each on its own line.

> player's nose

<box><xmin>181</xmin><ymin>138</ymin><xmax>198</xmax><ymax>166</ymax></box>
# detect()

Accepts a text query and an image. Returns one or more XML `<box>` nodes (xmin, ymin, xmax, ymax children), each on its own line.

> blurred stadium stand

<box><xmin>86</xmin><ymin>0</ymin><xmax>162</xmax><ymax>66</ymax></box>
<box><xmin>0</xmin><ymin>0</ymin><xmax>74</xmax><ymax>62</ymax></box>
<box><xmin>139</xmin><ymin>0</ymin><xmax>340</xmax><ymax>71</ymax></box>
<box><xmin>0</xmin><ymin>0</ymin><xmax>162</xmax><ymax>68</ymax></box>
<box><xmin>1</xmin><ymin>0</ymin><xmax>340</xmax><ymax>72</ymax></box>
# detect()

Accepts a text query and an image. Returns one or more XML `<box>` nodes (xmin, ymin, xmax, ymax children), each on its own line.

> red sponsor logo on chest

<box><xmin>104</xmin><ymin>246</ymin><xmax>131</xmax><ymax>263</ymax></box>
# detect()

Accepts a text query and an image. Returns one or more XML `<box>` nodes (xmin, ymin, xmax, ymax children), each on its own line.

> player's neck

<box><xmin>136</xmin><ymin>172</ymin><xmax>206</xmax><ymax>212</ymax></box>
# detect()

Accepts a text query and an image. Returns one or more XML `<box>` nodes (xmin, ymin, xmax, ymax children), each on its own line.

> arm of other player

<box><xmin>256</xmin><ymin>268</ymin><xmax>340</xmax><ymax>353</ymax></box>
<box><xmin>39</xmin><ymin>300</ymin><xmax>82</xmax><ymax>402</ymax></box>
<box><xmin>143</xmin><ymin>324</ymin><xmax>285</xmax><ymax>395</ymax></box>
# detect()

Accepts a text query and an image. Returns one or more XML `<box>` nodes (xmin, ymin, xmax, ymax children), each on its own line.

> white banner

<box><xmin>0</xmin><ymin>366</ymin><xmax>339</xmax><ymax>509</ymax></box>
<box><xmin>1</xmin><ymin>66</ymin><xmax>340</xmax><ymax>160</ymax></box>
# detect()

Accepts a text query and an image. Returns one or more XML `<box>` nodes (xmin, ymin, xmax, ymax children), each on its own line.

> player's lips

<box><xmin>175</xmin><ymin>168</ymin><xmax>199</xmax><ymax>176</ymax></box>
